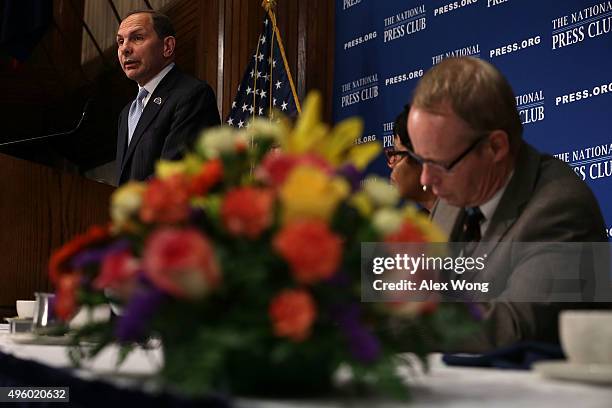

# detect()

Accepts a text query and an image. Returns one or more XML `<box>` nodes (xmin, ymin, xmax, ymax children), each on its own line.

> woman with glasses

<box><xmin>387</xmin><ymin>104</ymin><xmax>436</xmax><ymax>212</ymax></box>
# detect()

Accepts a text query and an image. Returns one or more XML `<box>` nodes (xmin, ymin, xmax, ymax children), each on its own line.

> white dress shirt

<box><xmin>138</xmin><ymin>62</ymin><xmax>175</xmax><ymax>108</ymax></box>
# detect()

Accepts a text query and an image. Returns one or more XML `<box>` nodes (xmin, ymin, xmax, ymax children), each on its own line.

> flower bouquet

<box><xmin>49</xmin><ymin>92</ymin><xmax>477</xmax><ymax>398</ymax></box>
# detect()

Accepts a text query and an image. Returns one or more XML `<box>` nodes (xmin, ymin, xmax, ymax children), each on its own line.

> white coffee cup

<box><xmin>560</xmin><ymin>310</ymin><xmax>612</xmax><ymax>365</ymax></box>
<box><xmin>16</xmin><ymin>300</ymin><xmax>36</xmax><ymax>319</ymax></box>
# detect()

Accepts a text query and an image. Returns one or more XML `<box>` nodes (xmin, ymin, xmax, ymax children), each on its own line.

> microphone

<box><xmin>0</xmin><ymin>98</ymin><xmax>92</xmax><ymax>147</ymax></box>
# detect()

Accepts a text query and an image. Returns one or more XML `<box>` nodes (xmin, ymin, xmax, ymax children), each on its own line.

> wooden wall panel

<box><xmin>0</xmin><ymin>154</ymin><xmax>114</xmax><ymax>319</ymax></box>
<box><xmin>165</xmin><ymin>0</ymin><xmax>199</xmax><ymax>77</ymax></box>
<box><xmin>209</xmin><ymin>0</ymin><xmax>335</xmax><ymax>122</ymax></box>
<box><xmin>80</xmin><ymin>0</ymin><xmax>336</xmax><ymax>125</ymax></box>
<box><xmin>196</xmin><ymin>0</ymin><xmax>219</xmax><ymax>98</ymax></box>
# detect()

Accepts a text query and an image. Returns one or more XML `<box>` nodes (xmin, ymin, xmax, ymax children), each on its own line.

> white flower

<box><xmin>372</xmin><ymin>208</ymin><xmax>403</xmax><ymax>235</ymax></box>
<box><xmin>244</xmin><ymin>117</ymin><xmax>284</xmax><ymax>143</ymax></box>
<box><xmin>111</xmin><ymin>181</ymin><xmax>146</xmax><ymax>229</ymax></box>
<box><xmin>197</xmin><ymin>126</ymin><xmax>247</xmax><ymax>159</ymax></box>
<box><xmin>362</xmin><ymin>176</ymin><xmax>400</xmax><ymax>207</ymax></box>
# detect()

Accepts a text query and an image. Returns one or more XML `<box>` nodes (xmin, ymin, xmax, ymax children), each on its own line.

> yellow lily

<box><xmin>280</xmin><ymin>91</ymin><xmax>380</xmax><ymax>170</ymax></box>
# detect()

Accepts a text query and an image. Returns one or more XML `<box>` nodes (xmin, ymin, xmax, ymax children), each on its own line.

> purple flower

<box><xmin>114</xmin><ymin>287</ymin><xmax>166</xmax><ymax>342</ymax></box>
<box><xmin>70</xmin><ymin>248</ymin><xmax>108</xmax><ymax>269</ymax></box>
<box><xmin>189</xmin><ymin>206</ymin><xmax>206</xmax><ymax>223</ymax></box>
<box><xmin>347</xmin><ymin>325</ymin><xmax>381</xmax><ymax>364</ymax></box>
<box><xmin>336</xmin><ymin>164</ymin><xmax>362</xmax><ymax>192</ymax></box>
<box><xmin>466</xmin><ymin>302</ymin><xmax>485</xmax><ymax>321</ymax></box>
<box><xmin>331</xmin><ymin>303</ymin><xmax>381</xmax><ymax>363</ymax></box>
<box><xmin>70</xmin><ymin>240</ymin><xmax>131</xmax><ymax>269</ymax></box>
<box><xmin>325</xmin><ymin>270</ymin><xmax>351</xmax><ymax>287</ymax></box>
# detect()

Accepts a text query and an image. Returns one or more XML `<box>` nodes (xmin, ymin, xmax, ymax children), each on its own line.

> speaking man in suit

<box><xmin>115</xmin><ymin>10</ymin><xmax>220</xmax><ymax>185</ymax></box>
<box><xmin>405</xmin><ymin>57</ymin><xmax>608</xmax><ymax>352</ymax></box>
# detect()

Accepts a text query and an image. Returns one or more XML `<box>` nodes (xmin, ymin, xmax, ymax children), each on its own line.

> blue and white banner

<box><xmin>333</xmin><ymin>0</ymin><xmax>612</xmax><ymax>239</ymax></box>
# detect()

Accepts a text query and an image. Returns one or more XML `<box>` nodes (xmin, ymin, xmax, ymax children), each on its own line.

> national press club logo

<box><xmin>552</xmin><ymin>1</ymin><xmax>612</xmax><ymax>50</ymax></box>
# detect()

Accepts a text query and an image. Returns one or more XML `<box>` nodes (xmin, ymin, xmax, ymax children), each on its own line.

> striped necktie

<box><xmin>127</xmin><ymin>87</ymin><xmax>149</xmax><ymax>145</ymax></box>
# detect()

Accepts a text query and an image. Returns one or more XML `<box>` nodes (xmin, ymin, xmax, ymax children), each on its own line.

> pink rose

<box><xmin>143</xmin><ymin>228</ymin><xmax>221</xmax><ymax>299</ymax></box>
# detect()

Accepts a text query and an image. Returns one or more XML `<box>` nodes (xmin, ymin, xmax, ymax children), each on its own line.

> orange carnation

<box><xmin>221</xmin><ymin>187</ymin><xmax>274</xmax><ymax>239</ymax></box>
<box><xmin>49</xmin><ymin>225</ymin><xmax>111</xmax><ymax>284</ymax></box>
<box><xmin>269</xmin><ymin>289</ymin><xmax>317</xmax><ymax>342</ymax></box>
<box><xmin>140</xmin><ymin>174</ymin><xmax>191</xmax><ymax>224</ymax></box>
<box><xmin>273</xmin><ymin>220</ymin><xmax>342</xmax><ymax>284</ymax></box>
<box><xmin>190</xmin><ymin>159</ymin><xmax>223</xmax><ymax>196</ymax></box>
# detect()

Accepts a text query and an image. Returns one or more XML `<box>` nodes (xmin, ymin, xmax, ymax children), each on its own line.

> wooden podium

<box><xmin>0</xmin><ymin>153</ymin><xmax>115</xmax><ymax>319</ymax></box>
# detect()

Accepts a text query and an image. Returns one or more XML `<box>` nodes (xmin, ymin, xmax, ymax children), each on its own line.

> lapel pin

<box><xmin>153</xmin><ymin>97</ymin><xmax>162</xmax><ymax>105</ymax></box>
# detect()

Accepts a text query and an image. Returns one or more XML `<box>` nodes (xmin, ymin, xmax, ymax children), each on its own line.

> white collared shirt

<box><xmin>478</xmin><ymin>171</ymin><xmax>514</xmax><ymax>237</ymax></box>
<box><xmin>138</xmin><ymin>62</ymin><xmax>175</xmax><ymax>107</ymax></box>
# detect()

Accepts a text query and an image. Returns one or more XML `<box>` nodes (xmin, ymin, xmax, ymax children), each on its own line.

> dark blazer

<box><xmin>116</xmin><ymin>66</ymin><xmax>220</xmax><ymax>185</ymax></box>
<box><xmin>431</xmin><ymin>142</ymin><xmax>608</xmax><ymax>352</ymax></box>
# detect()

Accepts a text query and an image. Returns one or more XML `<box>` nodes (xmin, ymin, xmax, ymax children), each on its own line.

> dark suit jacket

<box><xmin>431</xmin><ymin>142</ymin><xmax>608</xmax><ymax>352</ymax></box>
<box><xmin>116</xmin><ymin>66</ymin><xmax>220</xmax><ymax>185</ymax></box>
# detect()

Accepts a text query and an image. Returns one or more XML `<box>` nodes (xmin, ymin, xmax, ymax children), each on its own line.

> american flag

<box><xmin>226</xmin><ymin>16</ymin><xmax>299</xmax><ymax>128</ymax></box>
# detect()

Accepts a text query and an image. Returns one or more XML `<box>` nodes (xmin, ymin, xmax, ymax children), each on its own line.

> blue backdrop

<box><xmin>333</xmin><ymin>0</ymin><xmax>612</xmax><ymax>239</ymax></box>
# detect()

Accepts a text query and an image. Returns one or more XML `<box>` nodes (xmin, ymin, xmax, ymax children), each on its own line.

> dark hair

<box><xmin>392</xmin><ymin>104</ymin><xmax>412</xmax><ymax>149</ymax></box>
<box><xmin>124</xmin><ymin>9</ymin><xmax>176</xmax><ymax>39</ymax></box>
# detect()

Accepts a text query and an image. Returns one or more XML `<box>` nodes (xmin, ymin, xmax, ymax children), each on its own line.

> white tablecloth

<box><xmin>1</xmin><ymin>329</ymin><xmax>611</xmax><ymax>407</ymax></box>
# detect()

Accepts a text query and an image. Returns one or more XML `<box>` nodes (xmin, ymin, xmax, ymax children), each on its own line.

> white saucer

<box><xmin>533</xmin><ymin>361</ymin><xmax>612</xmax><ymax>384</ymax></box>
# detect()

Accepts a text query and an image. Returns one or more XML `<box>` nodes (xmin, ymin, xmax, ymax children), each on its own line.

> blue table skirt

<box><xmin>0</xmin><ymin>350</ymin><xmax>229</xmax><ymax>407</ymax></box>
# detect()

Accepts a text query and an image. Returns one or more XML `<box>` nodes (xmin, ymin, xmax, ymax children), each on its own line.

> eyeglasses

<box><xmin>404</xmin><ymin>132</ymin><xmax>490</xmax><ymax>174</ymax></box>
<box><xmin>384</xmin><ymin>148</ymin><xmax>413</xmax><ymax>166</ymax></box>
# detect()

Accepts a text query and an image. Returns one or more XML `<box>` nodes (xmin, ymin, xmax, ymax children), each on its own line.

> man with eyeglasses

<box><xmin>407</xmin><ymin>57</ymin><xmax>607</xmax><ymax>352</ymax></box>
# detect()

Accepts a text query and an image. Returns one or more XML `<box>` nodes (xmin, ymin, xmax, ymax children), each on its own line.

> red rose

<box><xmin>190</xmin><ymin>159</ymin><xmax>223</xmax><ymax>196</ymax></box>
<box><xmin>419</xmin><ymin>300</ymin><xmax>438</xmax><ymax>315</ymax></box>
<box><xmin>257</xmin><ymin>152</ymin><xmax>333</xmax><ymax>187</ymax></box>
<box><xmin>93</xmin><ymin>250</ymin><xmax>140</xmax><ymax>298</ymax></box>
<box><xmin>143</xmin><ymin>228</ymin><xmax>221</xmax><ymax>299</ymax></box>
<box><xmin>221</xmin><ymin>187</ymin><xmax>274</xmax><ymax>239</ymax></box>
<box><xmin>269</xmin><ymin>289</ymin><xmax>317</xmax><ymax>342</ymax></box>
<box><xmin>384</xmin><ymin>221</ymin><xmax>427</xmax><ymax>243</ymax></box>
<box><xmin>257</xmin><ymin>152</ymin><xmax>299</xmax><ymax>187</ymax></box>
<box><xmin>55</xmin><ymin>273</ymin><xmax>81</xmax><ymax>321</ymax></box>
<box><xmin>235</xmin><ymin>138</ymin><xmax>248</xmax><ymax>153</ymax></box>
<box><xmin>49</xmin><ymin>225</ymin><xmax>110</xmax><ymax>284</ymax></box>
<box><xmin>273</xmin><ymin>220</ymin><xmax>343</xmax><ymax>284</ymax></box>
<box><xmin>140</xmin><ymin>174</ymin><xmax>191</xmax><ymax>224</ymax></box>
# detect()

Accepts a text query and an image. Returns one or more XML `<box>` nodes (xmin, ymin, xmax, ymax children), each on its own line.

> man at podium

<box><xmin>115</xmin><ymin>10</ymin><xmax>220</xmax><ymax>185</ymax></box>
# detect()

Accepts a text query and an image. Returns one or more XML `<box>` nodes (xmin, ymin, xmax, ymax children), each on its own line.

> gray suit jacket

<box><xmin>432</xmin><ymin>142</ymin><xmax>608</xmax><ymax>352</ymax></box>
